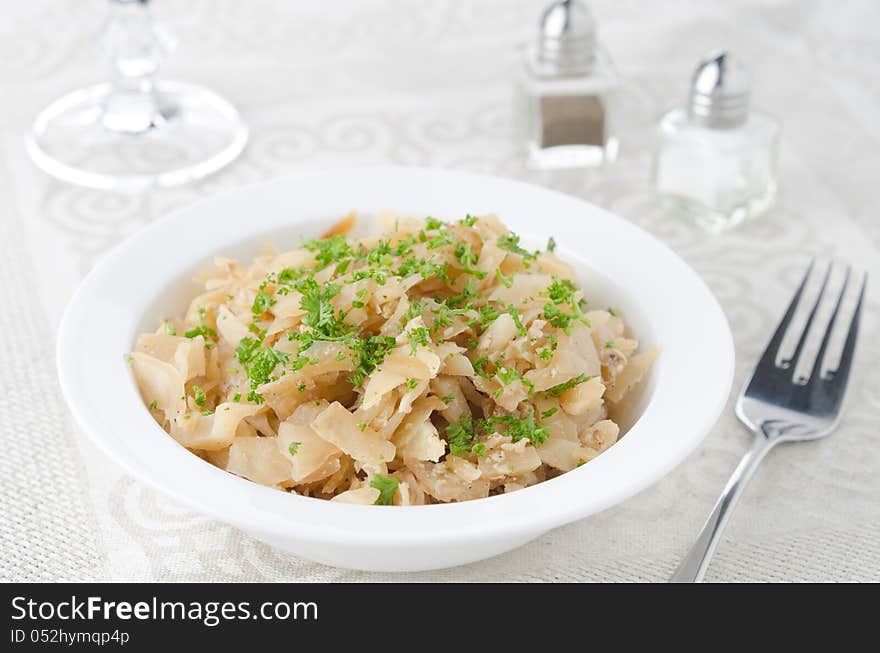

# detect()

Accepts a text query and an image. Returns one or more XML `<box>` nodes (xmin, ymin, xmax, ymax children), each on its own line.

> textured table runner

<box><xmin>2</xmin><ymin>0</ymin><xmax>878</xmax><ymax>582</ymax></box>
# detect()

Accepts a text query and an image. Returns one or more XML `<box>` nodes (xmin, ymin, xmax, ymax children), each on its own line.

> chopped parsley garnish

<box><xmin>348</xmin><ymin>335</ymin><xmax>397</xmax><ymax>388</ymax></box>
<box><xmin>495</xmin><ymin>269</ymin><xmax>513</xmax><ymax>288</ymax></box>
<box><xmin>453</xmin><ymin>242</ymin><xmax>486</xmax><ymax>279</ymax></box>
<box><xmin>425</xmin><ymin>217</ymin><xmax>446</xmax><ymax>230</ymax></box>
<box><xmin>607</xmin><ymin>307</ymin><xmax>617</xmax><ymax>316</ymax></box>
<box><xmin>541</xmin><ymin>407</ymin><xmax>558</xmax><ymax>419</ymax></box>
<box><xmin>148</xmin><ymin>400</ymin><xmax>158</xmax><ymax>410</ymax></box>
<box><xmin>448</xmin><ymin>278</ymin><xmax>477</xmax><ymax>308</ymax></box>
<box><xmin>492</xmin><ymin>410</ymin><xmax>548</xmax><ymax>445</ymax></box>
<box><xmin>440</xmin><ymin>395</ymin><xmax>455</xmax><ymax>404</ymax></box>
<box><xmin>164</xmin><ymin>321</ymin><xmax>177</xmax><ymax>336</ymax></box>
<box><xmin>496</xmin><ymin>366</ymin><xmax>520</xmax><ymax>385</ymax></box>
<box><xmin>303</xmin><ymin>234</ymin><xmax>353</xmax><ymax>268</ymax></box>
<box><xmin>184</xmin><ymin>325</ymin><xmax>217</xmax><ymax>340</ymax></box>
<box><xmin>407</xmin><ymin>326</ymin><xmax>429</xmax><ymax>353</ymax></box>
<box><xmin>446</xmin><ymin>415</ymin><xmax>481</xmax><ymax>457</ymax></box>
<box><xmin>370</xmin><ymin>474</ymin><xmax>399</xmax><ymax>506</ymax></box>
<box><xmin>405</xmin><ymin>378</ymin><xmax>419</xmax><ymax>391</ymax></box>
<box><xmin>288</xmin><ymin>441</ymin><xmax>301</xmax><ymax>455</ymax></box>
<box><xmin>547</xmin><ymin>236</ymin><xmax>556</xmax><ymax>252</ymax></box>
<box><xmin>235</xmin><ymin>336</ymin><xmax>261</xmax><ymax>365</ymax></box>
<box><xmin>445</xmin><ymin>410</ymin><xmax>549</xmax><ymax>455</ymax></box>
<box><xmin>277</xmin><ymin>266</ymin><xmax>306</xmax><ymax>286</ymax></box>
<box><xmin>426</xmin><ymin>231</ymin><xmax>454</xmax><ymax>249</ymax></box>
<box><xmin>403</xmin><ymin>300</ymin><xmax>425</xmax><ymax>323</ymax></box>
<box><xmin>192</xmin><ymin>385</ymin><xmax>206</xmax><ymax>407</ymax></box>
<box><xmin>248</xmin><ymin>348</ymin><xmax>288</xmax><ymax>386</ymax></box>
<box><xmin>472</xmin><ymin>356</ymin><xmax>491</xmax><ymax>378</ymax></box>
<box><xmin>605</xmin><ymin>340</ymin><xmax>615</xmax><ymax>349</ymax></box>
<box><xmin>497</xmin><ymin>232</ymin><xmax>536</xmax><ymax>259</ymax></box>
<box><xmin>461</xmin><ymin>214</ymin><xmax>479</xmax><ymax>227</ymax></box>
<box><xmin>184</xmin><ymin>307</ymin><xmax>217</xmax><ymax>341</ymax></box>
<box><xmin>298</xmin><ymin>279</ymin><xmax>344</xmax><ymax>337</ymax></box>
<box><xmin>541</xmin><ymin>278</ymin><xmax>591</xmax><ymax>333</ymax></box>
<box><xmin>507</xmin><ymin>305</ymin><xmax>527</xmax><ymax>337</ymax></box>
<box><xmin>546</xmin><ymin>278</ymin><xmax>576</xmax><ymax>304</ymax></box>
<box><xmin>544</xmin><ymin>374</ymin><xmax>590</xmax><ymax>397</ymax></box>
<box><xmin>252</xmin><ymin>289</ymin><xmax>275</xmax><ymax>315</ymax></box>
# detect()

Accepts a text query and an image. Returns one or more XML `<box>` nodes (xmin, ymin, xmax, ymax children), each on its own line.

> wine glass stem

<box><xmin>101</xmin><ymin>0</ymin><xmax>168</xmax><ymax>134</ymax></box>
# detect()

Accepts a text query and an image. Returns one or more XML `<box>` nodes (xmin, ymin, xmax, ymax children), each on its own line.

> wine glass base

<box><xmin>26</xmin><ymin>81</ymin><xmax>248</xmax><ymax>191</ymax></box>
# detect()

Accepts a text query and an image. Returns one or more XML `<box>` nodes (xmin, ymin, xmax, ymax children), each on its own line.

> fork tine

<box><xmin>755</xmin><ymin>260</ymin><xmax>814</xmax><ymax>371</ymax></box>
<box><xmin>782</xmin><ymin>262</ymin><xmax>831</xmax><ymax>373</ymax></box>
<box><xmin>808</xmin><ymin>266</ymin><xmax>850</xmax><ymax>383</ymax></box>
<box><xmin>824</xmin><ymin>272</ymin><xmax>866</xmax><ymax>385</ymax></box>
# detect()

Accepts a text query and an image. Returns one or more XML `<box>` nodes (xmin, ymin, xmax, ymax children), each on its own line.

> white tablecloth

<box><xmin>2</xmin><ymin>0</ymin><xmax>878</xmax><ymax>582</ymax></box>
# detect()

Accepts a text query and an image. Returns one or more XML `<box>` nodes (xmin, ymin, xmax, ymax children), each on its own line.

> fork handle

<box><xmin>670</xmin><ymin>434</ymin><xmax>776</xmax><ymax>582</ymax></box>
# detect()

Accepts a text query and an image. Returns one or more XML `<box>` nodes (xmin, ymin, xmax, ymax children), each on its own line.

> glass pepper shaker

<box><xmin>518</xmin><ymin>0</ymin><xmax>619</xmax><ymax>169</ymax></box>
<box><xmin>653</xmin><ymin>50</ymin><xmax>781</xmax><ymax>232</ymax></box>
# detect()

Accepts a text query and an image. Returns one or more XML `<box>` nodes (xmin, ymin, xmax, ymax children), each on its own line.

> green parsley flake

<box><xmin>252</xmin><ymin>289</ymin><xmax>275</xmax><ymax>315</ymax></box>
<box><xmin>288</xmin><ymin>441</ymin><xmax>301</xmax><ymax>455</ymax></box>
<box><xmin>348</xmin><ymin>335</ymin><xmax>397</xmax><ymax>388</ymax></box>
<box><xmin>184</xmin><ymin>325</ymin><xmax>217</xmax><ymax>340</ymax></box>
<box><xmin>547</xmin><ymin>236</ymin><xmax>557</xmax><ymax>253</ymax></box>
<box><xmin>453</xmin><ymin>242</ymin><xmax>486</xmax><ymax>279</ymax></box>
<box><xmin>235</xmin><ymin>336</ymin><xmax>261</xmax><ymax>365</ymax></box>
<box><xmin>403</xmin><ymin>300</ymin><xmax>425</xmax><ymax>324</ymax></box>
<box><xmin>408</xmin><ymin>326</ymin><xmax>429</xmax><ymax>354</ymax></box>
<box><xmin>370</xmin><ymin>474</ymin><xmax>399</xmax><ymax>505</ymax></box>
<box><xmin>192</xmin><ymin>385</ymin><xmax>206</xmax><ymax>407</ymax></box>
<box><xmin>298</xmin><ymin>279</ymin><xmax>344</xmax><ymax>337</ymax></box>
<box><xmin>472</xmin><ymin>356</ymin><xmax>491</xmax><ymax>378</ymax></box>
<box><xmin>495</xmin><ymin>269</ymin><xmax>513</xmax><ymax>288</ymax></box>
<box><xmin>507</xmin><ymin>304</ymin><xmax>527</xmax><ymax>336</ymax></box>
<box><xmin>446</xmin><ymin>415</ymin><xmax>481</xmax><ymax>457</ymax></box>
<box><xmin>544</xmin><ymin>374</ymin><xmax>590</xmax><ymax>397</ymax></box>
<box><xmin>303</xmin><ymin>234</ymin><xmax>353</xmax><ymax>268</ymax></box>
<box><xmin>497</xmin><ymin>232</ymin><xmax>536</xmax><ymax>259</ymax></box>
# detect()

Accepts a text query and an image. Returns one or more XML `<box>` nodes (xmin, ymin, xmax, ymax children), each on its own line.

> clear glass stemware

<box><xmin>26</xmin><ymin>0</ymin><xmax>248</xmax><ymax>191</ymax></box>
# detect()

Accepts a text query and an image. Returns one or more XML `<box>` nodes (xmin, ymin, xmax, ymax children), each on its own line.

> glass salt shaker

<box><xmin>654</xmin><ymin>50</ymin><xmax>780</xmax><ymax>232</ymax></box>
<box><xmin>518</xmin><ymin>0</ymin><xmax>620</xmax><ymax>169</ymax></box>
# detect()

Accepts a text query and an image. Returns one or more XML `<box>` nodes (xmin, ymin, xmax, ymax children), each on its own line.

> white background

<box><xmin>1</xmin><ymin>0</ymin><xmax>878</xmax><ymax>581</ymax></box>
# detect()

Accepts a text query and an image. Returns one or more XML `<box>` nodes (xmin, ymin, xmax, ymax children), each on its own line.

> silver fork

<box><xmin>670</xmin><ymin>261</ymin><xmax>867</xmax><ymax>583</ymax></box>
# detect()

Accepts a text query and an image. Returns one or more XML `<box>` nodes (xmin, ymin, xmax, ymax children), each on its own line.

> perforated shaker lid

<box><xmin>536</xmin><ymin>0</ymin><xmax>598</xmax><ymax>74</ymax></box>
<box><xmin>687</xmin><ymin>50</ymin><xmax>750</xmax><ymax>128</ymax></box>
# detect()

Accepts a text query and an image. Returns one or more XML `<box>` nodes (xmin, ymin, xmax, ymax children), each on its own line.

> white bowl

<box><xmin>57</xmin><ymin>167</ymin><xmax>734</xmax><ymax>572</ymax></box>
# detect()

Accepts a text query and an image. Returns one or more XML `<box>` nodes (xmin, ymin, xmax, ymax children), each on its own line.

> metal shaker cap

<box><xmin>536</xmin><ymin>0</ymin><xmax>597</xmax><ymax>74</ymax></box>
<box><xmin>687</xmin><ymin>50</ymin><xmax>750</xmax><ymax>128</ymax></box>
